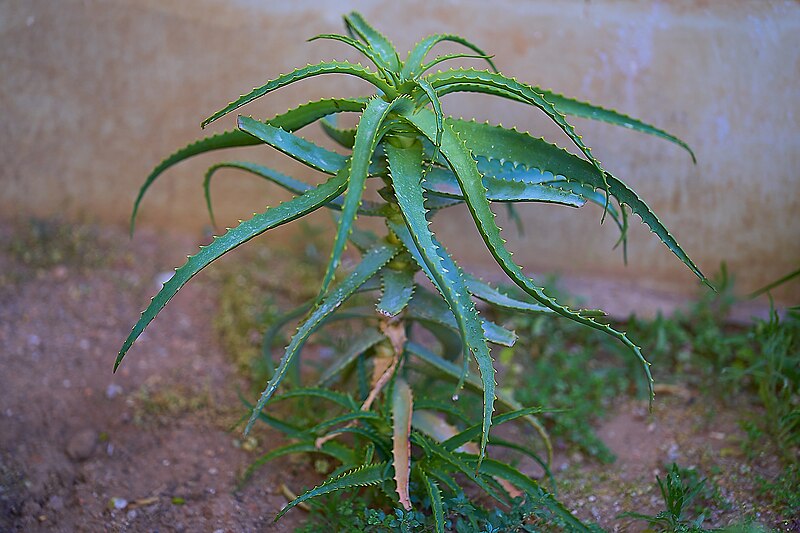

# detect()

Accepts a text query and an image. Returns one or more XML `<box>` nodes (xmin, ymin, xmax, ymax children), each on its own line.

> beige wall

<box><xmin>2</xmin><ymin>0</ymin><xmax>799</xmax><ymax>306</ymax></box>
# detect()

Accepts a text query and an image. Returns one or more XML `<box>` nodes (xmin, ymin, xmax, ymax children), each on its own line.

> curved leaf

<box><xmin>419</xmin><ymin>52</ymin><xmax>497</xmax><ymax>76</ymax></box>
<box><xmin>275</xmin><ymin>462</ymin><xmax>392</xmax><ymax>520</ymax></box>
<box><xmin>386</xmin><ymin>142</ymin><xmax>495</xmax><ymax>464</ymax></box>
<box><xmin>407</xmin><ymin>287</ymin><xmax>517</xmax><ymax>347</ymax></box>
<box><xmin>464</xmin><ymin>275</ymin><xmax>553</xmax><ymax>315</ymax></box>
<box><xmin>270</xmin><ymin>387</ymin><xmax>358</xmax><ymax>411</ymax></box>
<box><xmin>202</xmin><ymin>161</ymin><xmax>385</xmax><ymax>226</ymax></box>
<box><xmin>309</xmin><ymin>33</ymin><xmax>393</xmax><ymax>79</ymax></box>
<box><xmin>239</xmin><ymin>440</ymin><xmax>354</xmax><ymax>489</ymax></box>
<box><xmin>202</xmin><ymin>62</ymin><xmax>393</xmax><ymax>128</ymax></box>
<box><xmin>237</xmin><ymin>116</ymin><xmax>347</xmax><ymax>174</ymax></box>
<box><xmin>538</xmin><ymin>89</ymin><xmax>695</xmax><ymax>162</ymax></box>
<box><xmin>131</xmin><ymin>97</ymin><xmax>366</xmax><ymax>233</ymax></box>
<box><xmin>308</xmin><ymin>410</ymin><xmax>383</xmax><ymax>434</ymax></box>
<box><xmin>116</xmin><ymin>167</ymin><xmax>351</xmax><ymax>372</ymax></box>
<box><xmin>244</xmin><ymin>241</ymin><xmax>400</xmax><ymax>434</ymax></box>
<box><xmin>422</xmin><ymin>166</ymin><xmax>586</xmax><ymax>206</ymax></box>
<box><xmin>403</xmin><ymin>33</ymin><xmax>497</xmax><ymax>78</ymax></box>
<box><xmin>420</xmin><ymin>469</ymin><xmax>445</xmax><ymax>533</ymax></box>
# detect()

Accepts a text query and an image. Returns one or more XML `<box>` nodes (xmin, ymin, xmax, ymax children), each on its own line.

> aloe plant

<box><xmin>117</xmin><ymin>11</ymin><xmax>706</xmax><ymax>530</ymax></box>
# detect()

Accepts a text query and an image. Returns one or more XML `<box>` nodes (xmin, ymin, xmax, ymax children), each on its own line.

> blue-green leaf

<box><xmin>377</xmin><ymin>268</ymin><xmax>415</xmax><ymax>317</ymax></box>
<box><xmin>407</xmin><ymin>287</ymin><xmax>517</xmax><ymax>347</ymax></box>
<box><xmin>449</xmin><ymin>119</ymin><xmax>708</xmax><ymax>286</ymax></box>
<box><xmin>237</xmin><ymin>116</ymin><xmax>347</xmax><ymax>174</ymax></box>
<box><xmin>203</xmin><ymin>62</ymin><xmax>392</xmax><ymax>128</ymax></box>
<box><xmin>320</xmin><ymin>116</ymin><xmax>357</xmax><ymax>149</ymax></box>
<box><xmin>116</xmin><ymin>167</ymin><xmax>351</xmax><ymax>372</ymax></box>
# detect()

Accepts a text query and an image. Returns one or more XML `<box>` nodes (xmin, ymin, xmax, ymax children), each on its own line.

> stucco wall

<box><xmin>2</xmin><ymin>0</ymin><xmax>798</xmax><ymax>306</ymax></box>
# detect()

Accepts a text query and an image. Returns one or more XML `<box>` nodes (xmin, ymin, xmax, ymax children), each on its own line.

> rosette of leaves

<box><xmin>116</xmin><ymin>11</ymin><xmax>706</xmax><ymax>530</ymax></box>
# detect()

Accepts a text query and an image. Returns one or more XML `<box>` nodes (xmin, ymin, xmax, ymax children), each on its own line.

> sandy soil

<box><xmin>0</xmin><ymin>221</ymin><xmax>302</xmax><ymax>532</ymax></box>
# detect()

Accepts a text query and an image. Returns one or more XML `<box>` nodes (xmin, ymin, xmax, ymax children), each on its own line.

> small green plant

<box><xmin>619</xmin><ymin>463</ymin><xmax>714</xmax><ymax>532</ymax></box>
<box><xmin>116</xmin><ymin>12</ymin><xmax>706</xmax><ymax>530</ymax></box>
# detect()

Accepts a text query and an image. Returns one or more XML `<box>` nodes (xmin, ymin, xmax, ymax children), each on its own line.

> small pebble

<box><xmin>66</xmin><ymin>429</ymin><xmax>97</xmax><ymax>462</ymax></box>
<box><xmin>106</xmin><ymin>383</ymin><xmax>123</xmax><ymax>399</ymax></box>
<box><xmin>28</xmin><ymin>334</ymin><xmax>41</xmax><ymax>347</ymax></box>
<box><xmin>208</xmin><ymin>467</ymin><xmax>218</xmax><ymax>475</ymax></box>
<box><xmin>126</xmin><ymin>509</ymin><xmax>138</xmax><ymax>520</ymax></box>
<box><xmin>110</xmin><ymin>497</ymin><xmax>128</xmax><ymax>510</ymax></box>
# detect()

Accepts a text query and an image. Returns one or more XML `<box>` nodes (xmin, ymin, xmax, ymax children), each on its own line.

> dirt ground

<box><xmin>0</xmin><ymin>219</ymin><xmax>796</xmax><ymax>532</ymax></box>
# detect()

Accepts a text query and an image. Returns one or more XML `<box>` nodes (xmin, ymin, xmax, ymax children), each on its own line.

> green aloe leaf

<box><xmin>422</xmin><ymin>166</ymin><xmax>586</xmax><ymax>206</ymax></box>
<box><xmin>244</xmin><ymin>241</ymin><xmax>400</xmax><ymax>435</ymax></box>
<box><xmin>309</xmin><ymin>33</ymin><xmax>393</xmax><ymax>79</ymax></box>
<box><xmin>449</xmin><ymin>118</ymin><xmax>708</xmax><ymax>286</ymax></box>
<box><xmin>407</xmin><ymin>287</ymin><xmax>517</xmax><ymax>347</ymax></box>
<box><xmin>403</xmin><ymin>108</ymin><xmax>657</xmax><ymax>401</ymax></box>
<box><xmin>392</xmin><ymin>378</ymin><xmax>413</xmax><ymax>510</ymax></box>
<box><xmin>275</xmin><ymin>462</ymin><xmax>392</xmax><ymax>520</ymax></box>
<box><xmin>202</xmin><ymin>62</ymin><xmax>393</xmax><ymax>128</ymax></box>
<box><xmin>464</xmin><ymin>275</ymin><xmax>552</xmax><ymax>315</ymax></box>
<box><xmin>131</xmin><ymin>97</ymin><xmax>366</xmax><ymax>233</ymax></box>
<box><xmin>415</xmin><ymin>78</ymin><xmax>443</xmax><ymax>161</ymax></box>
<box><xmin>537</xmin><ymin>89</ymin><xmax>695</xmax><ymax>162</ymax></box>
<box><xmin>236</xmin><ymin>116</ymin><xmax>347</xmax><ymax>174</ymax></box>
<box><xmin>419</xmin><ymin>469</ymin><xmax>445</xmax><ymax>533</ymax></box>
<box><xmin>115</xmin><ymin>166</ymin><xmax>351</xmax><ymax>372</ymax></box>
<box><xmin>427</xmin><ymin>69</ymin><xmax>608</xmax><ymax>191</ymax></box>
<box><xmin>386</xmin><ymin>142</ymin><xmax>496</xmax><ymax>463</ymax></box>
<box><xmin>202</xmin><ymin>161</ymin><xmax>385</xmax><ymax>227</ymax></box>
<box><xmin>343</xmin><ymin>12</ymin><xmax>400</xmax><ymax>73</ymax></box>
<box><xmin>317</xmin><ymin>328</ymin><xmax>386</xmax><ymax>386</ymax></box>
<box><xmin>403</xmin><ymin>34</ymin><xmax>497</xmax><ymax>78</ymax></box>
<box><xmin>318</xmin><ymin>96</ymin><xmax>413</xmax><ymax>298</ymax></box>
<box><xmin>377</xmin><ymin>268</ymin><xmax>415</xmax><ymax>317</ymax></box>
